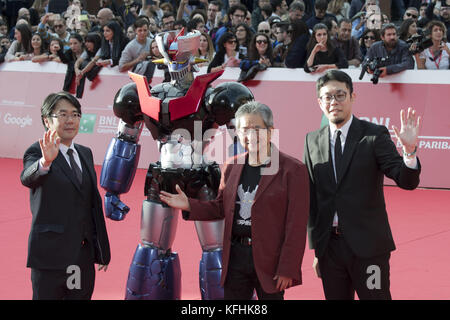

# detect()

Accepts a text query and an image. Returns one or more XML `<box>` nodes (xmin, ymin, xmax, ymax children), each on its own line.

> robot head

<box><xmin>113</xmin><ymin>82</ymin><xmax>143</xmax><ymax>125</ymax></box>
<box><xmin>154</xmin><ymin>28</ymin><xmax>206</xmax><ymax>81</ymax></box>
<box><xmin>206</xmin><ymin>82</ymin><xmax>255</xmax><ymax>126</ymax></box>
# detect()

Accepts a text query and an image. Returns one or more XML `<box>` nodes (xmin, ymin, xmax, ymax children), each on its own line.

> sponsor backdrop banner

<box><xmin>0</xmin><ymin>62</ymin><xmax>449</xmax><ymax>188</ymax></box>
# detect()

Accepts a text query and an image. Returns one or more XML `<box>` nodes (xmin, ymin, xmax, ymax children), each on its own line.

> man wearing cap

<box><xmin>268</xmin><ymin>16</ymin><xmax>282</xmax><ymax>38</ymax></box>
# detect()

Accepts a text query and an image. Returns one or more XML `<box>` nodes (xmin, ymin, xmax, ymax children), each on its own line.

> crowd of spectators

<box><xmin>0</xmin><ymin>0</ymin><xmax>449</xmax><ymax>94</ymax></box>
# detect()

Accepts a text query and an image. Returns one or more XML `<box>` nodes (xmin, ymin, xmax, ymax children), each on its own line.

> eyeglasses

<box><xmin>364</xmin><ymin>35</ymin><xmax>376</xmax><ymax>40</ymax></box>
<box><xmin>405</xmin><ymin>12</ymin><xmax>418</xmax><ymax>19</ymax></box>
<box><xmin>49</xmin><ymin>112</ymin><xmax>82</xmax><ymax>121</ymax></box>
<box><xmin>227</xmin><ymin>39</ymin><xmax>237</xmax><ymax>44</ymax></box>
<box><xmin>287</xmin><ymin>29</ymin><xmax>293</xmax><ymax>34</ymax></box>
<box><xmin>259</xmin><ymin>29</ymin><xmax>270</xmax><ymax>34</ymax></box>
<box><xmin>256</xmin><ymin>39</ymin><xmax>268</xmax><ymax>44</ymax></box>
<box><xmin>237</xmin><ymin>127</ymin><xmax>268</xmax><ymax>135</ymax></box>
<box><xmin>319</xmin><ymin>91</ymin><xmax>347</xmax><ymax>103</ymax></box>
<box><xmin>233</xmin><ymin>14</ymin><xmax>245</xmax><ymax>19</ymax></box>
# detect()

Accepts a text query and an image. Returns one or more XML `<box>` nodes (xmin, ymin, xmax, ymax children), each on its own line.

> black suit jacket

<box><xmin>21</xmin><ymin>142</ymin><xmax>111</xmax><ymax>270</ymax></box>
<box><xmin>303</xmin><ymin>117</ymin><xmax>421</xmax><ymax>259</ymax></box>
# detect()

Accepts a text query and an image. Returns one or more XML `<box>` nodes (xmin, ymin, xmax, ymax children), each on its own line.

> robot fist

<box><xmin>105</xmin><ymin>192</ymin><xmax>130</xmax><ymax>221</ymax></box>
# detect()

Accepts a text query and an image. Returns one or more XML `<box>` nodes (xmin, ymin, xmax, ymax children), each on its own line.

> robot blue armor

<box><xmin>100</xmin><ymin>28</ymin><xmax>254</xmax><ymax>300</ymax></box>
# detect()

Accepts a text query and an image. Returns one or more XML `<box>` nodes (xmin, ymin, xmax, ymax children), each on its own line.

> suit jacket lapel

<box><xmin>53</xmin><ymin>150</ymin><xmax>82</xmax><ymax>192</ymax></box>
<box><xmin>318</xmin><ymin>126</ymin><xmax>336</xmax><ymax>185</ymax></box>
<box><xmin>253</xmin><ymin>145</ymin><xmax>280</xmax><ymax>203</ymax></box>
<box><xmin>75</xmin><ymin>144</ymin><xmax>96</xmax><ymax>186</ymax></box>
<box><xmin>253</xmin><ymin>171</ymin><xmax>277</xmax><ymax>203</ymax></box>
<box><xmin>226</xmin><ymin>162</ymin><xmax>245</xmax><ymax>215</ymax></box>
<box><xmin>337</xmin><ymin>117</ymin><xmax>362</xmax><ymax>187</ymax></box>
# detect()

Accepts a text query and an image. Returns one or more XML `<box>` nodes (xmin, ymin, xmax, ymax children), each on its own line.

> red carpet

<box><xmin>1</xmin><ymin>157</ymin><xmax>449</xmax><ymax>300</ymax></box>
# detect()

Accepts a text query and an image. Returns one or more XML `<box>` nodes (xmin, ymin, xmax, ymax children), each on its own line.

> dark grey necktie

<box><xmin>334</xmin><ymin>130</ymin><xmax>343</xmax><ymax>183</ymax></box>
<box><xmin>67</xmin><ymin>149</ymin><xmax>82</xmax><ymax>185</ymax></box>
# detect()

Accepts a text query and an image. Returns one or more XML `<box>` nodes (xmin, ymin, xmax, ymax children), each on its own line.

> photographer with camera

<box><xmin>416</xmin><ymin>20</ymin><xmax>450</xmax><ymax>70</ymax></box>
<box><xmin>364</xmin><ymin>23</ymin><xmax>414</xmax><ymax>80</ymax></box>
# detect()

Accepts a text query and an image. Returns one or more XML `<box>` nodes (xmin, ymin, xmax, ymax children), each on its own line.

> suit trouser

<box><xmin>224</xmin><ymin>242</ymin><xmax>284</xmax><ymax>300</ymax></box>
<box><xmin>31</xmin><ymin>241</ymin><xmax>95</xmax><ymax>300</ymax></box>
<box><xmin>318</xmin><ymin>233</ymin><xmax>392</xmax><ymax>300</ymax></box>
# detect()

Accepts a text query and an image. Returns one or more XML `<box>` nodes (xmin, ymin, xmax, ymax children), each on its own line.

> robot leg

<box><xmin>195</xmin><ymin>171</ymin><xmax>225</xmax><ymax>300</ymax></box>
<box><xmin>195</xmin><ymin>185</ymin><xmax>225</xmax><ymax>300</ymax></box>
<box><xmin>125</xmin><ymin>244</ymin><xmax>181</xmax><ymax>300</ymax></box>
<box><xmin>125</xmin><ymin>200</ymin><xmax>181</xmax><ymax>300</ymax></box>
<box><xmin>198</xmin><ymin>248</ymin><xmax>223</xmax><ymax>300</ymax></box>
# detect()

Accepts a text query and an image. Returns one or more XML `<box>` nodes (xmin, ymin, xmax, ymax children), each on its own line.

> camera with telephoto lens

<box><xmin>359</xmin><ymin>57</ymin><xmax>389</xmax><ymax>84</ymax></box>
<box><xmin>406</xmin><ymin>30</ymin><xmax>433</xmax><ymax>55</ymax></box>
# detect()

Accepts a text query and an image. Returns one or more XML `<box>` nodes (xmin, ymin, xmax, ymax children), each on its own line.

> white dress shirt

<box><xmin>329</xmin><ymin>115</ymin><xmax>417</xmax><ymax>227</ymax></box>
<box><xmin>39</xmin><ymin>142</ymin><xmax>83</xmax><ymax>174</ymax></box>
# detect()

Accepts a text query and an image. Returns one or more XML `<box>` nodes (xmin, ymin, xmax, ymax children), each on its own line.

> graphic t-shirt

<box><xmin>232</xmin><ymin>161</ymin><xmax>263</xmax><ymax>238</ymax></box>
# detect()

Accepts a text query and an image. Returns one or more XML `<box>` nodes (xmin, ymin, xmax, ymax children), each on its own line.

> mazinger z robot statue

<box><xmin>100</xmin><ymin>28</ymin><xmax>254</xmax><ymax>300</ymax></box>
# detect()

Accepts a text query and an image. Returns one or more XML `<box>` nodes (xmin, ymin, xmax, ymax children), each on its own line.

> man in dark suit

<box><xmin>20</xmin><ymin>92</ymin><xmax>111</xmax><ymax>300</ymax></box>
<box><xmin>160</xmin><ymin>101</ymin><xmax>310</xmax><ymax>300</ymax></box>
<box><xmin>303</xmin><ymin>70</ymin><xmax>421</xmax><ymax>300</ymax></box>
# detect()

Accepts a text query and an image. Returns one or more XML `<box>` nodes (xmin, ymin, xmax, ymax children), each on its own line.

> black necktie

<box><xmin>67</xmin><ymin>149</ymin><xmax>82</xmax><ymax>185</ymax></box>
<box><xmin>334</xmin><ymin>130</ymin><xmax>343</xmax><ymax>183</ymax></box>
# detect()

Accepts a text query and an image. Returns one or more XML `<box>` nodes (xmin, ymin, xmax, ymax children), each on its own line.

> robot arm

<box><xmin>100</xmin><ymin>120</ymin><xmax>143</xmax><ymax>220</ymax></box>
<box><xmin>100</xmin><ymin>83</ymin><xmax>144</xmax><ymax>221</ymax></box>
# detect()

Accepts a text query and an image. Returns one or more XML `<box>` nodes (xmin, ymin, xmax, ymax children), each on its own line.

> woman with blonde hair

<box><xmin>327</xmin><ymin>0</ymin><xmax>350</xmax><ymax>22</ymax></box>
<box><xmin>195</xmin><ymin>32</ymin><xmax>215</xmax><ymax>67</ymax></box>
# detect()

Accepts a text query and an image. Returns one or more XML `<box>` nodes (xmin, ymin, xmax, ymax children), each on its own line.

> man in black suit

<box><xmin>303</xmin><ymin>70</ymin><xmax>421</xmax><ymax>300</ymax></box>
<box><xmin>21</xmin><ymin>92</ymin><xmax>111</xmax><ymax>300</ymax></box>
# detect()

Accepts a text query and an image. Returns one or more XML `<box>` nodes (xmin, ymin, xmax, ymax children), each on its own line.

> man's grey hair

<box><xmin>289</xmin><ymin>1</ymin><xmax>305</xmax><ymax>12</ymax></box>
<box><xmin>235</xmin><ymin>101</ymin><xmax>274</xmax><ymax>129</ymax></box>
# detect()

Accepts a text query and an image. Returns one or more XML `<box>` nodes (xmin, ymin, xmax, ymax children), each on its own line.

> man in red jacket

<box><xmin>160</xmin><ymin>101</ymin><xmax>310</xmax><ymax>300</ymax></box>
